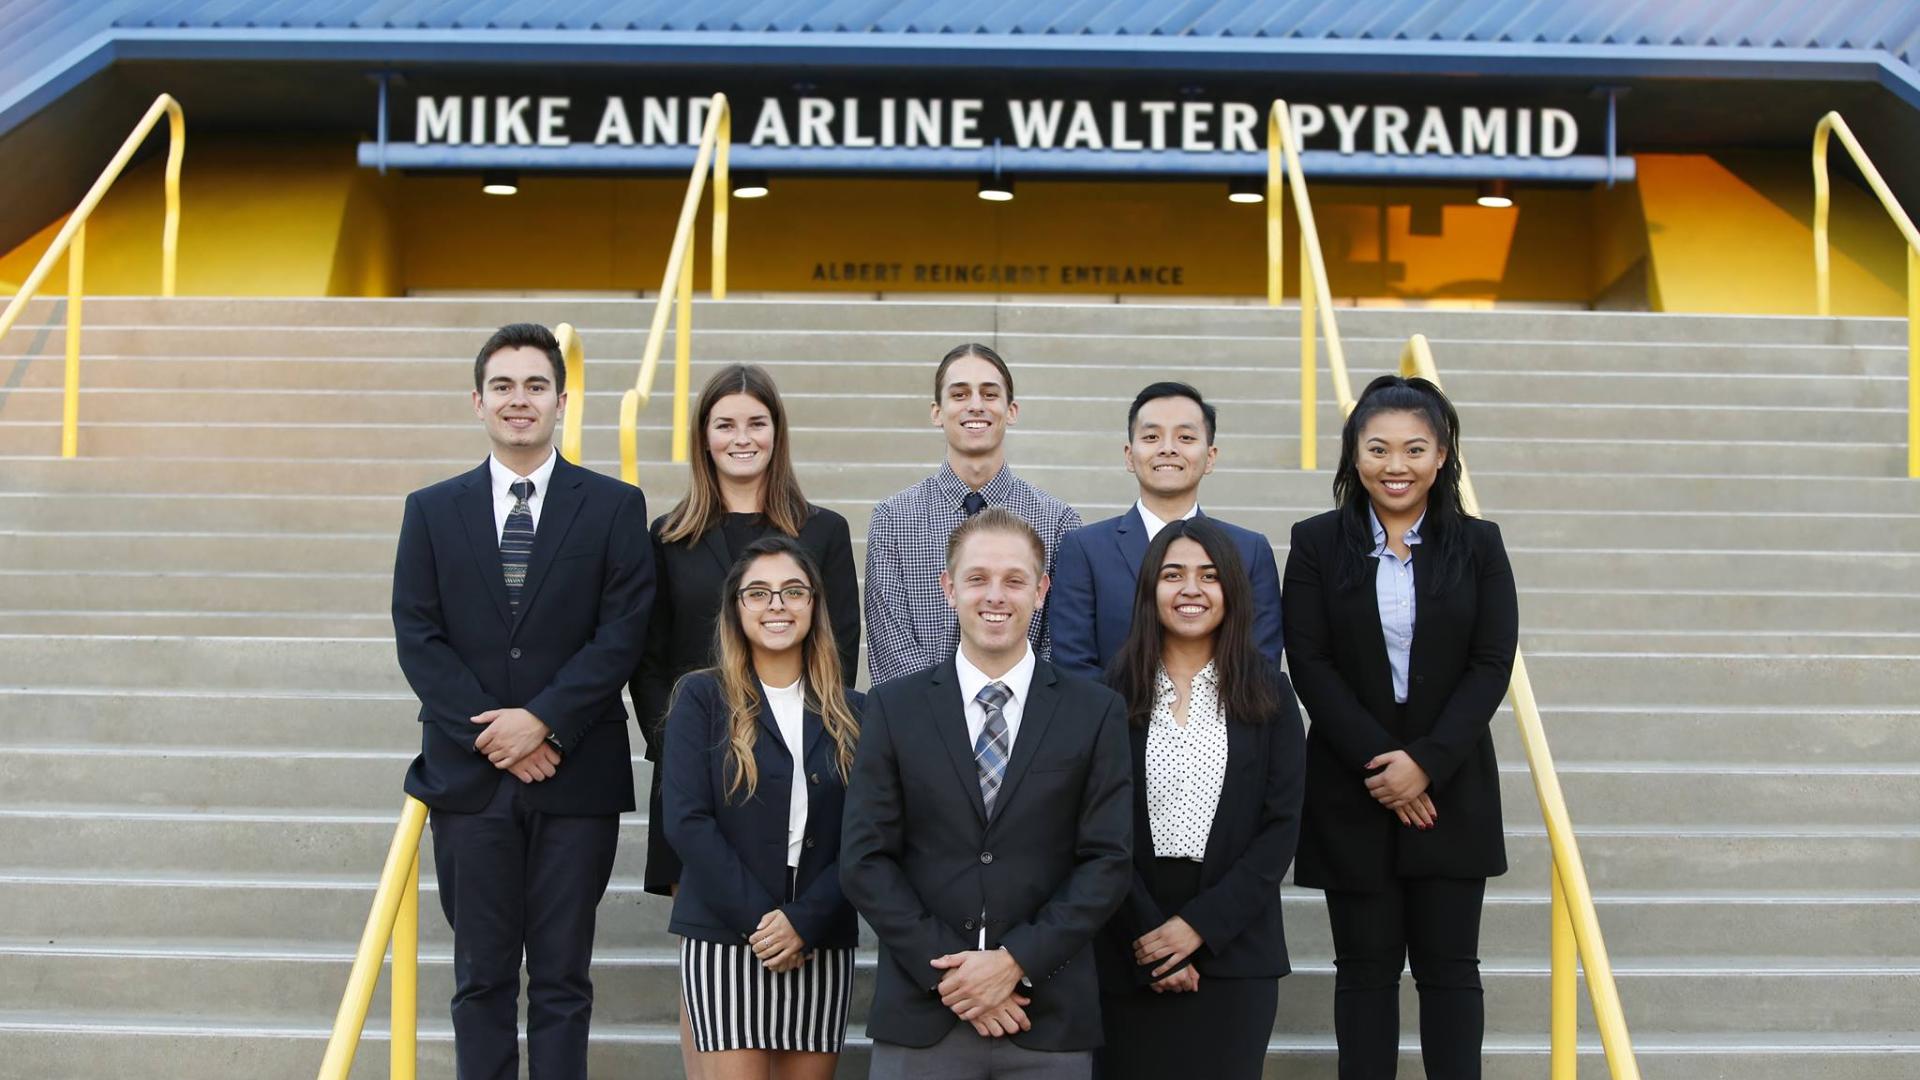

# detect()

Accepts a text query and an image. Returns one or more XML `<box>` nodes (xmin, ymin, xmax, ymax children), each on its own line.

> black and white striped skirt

<box><xmin>680</xmin><ymin>936</ymin><xmax>855</xmax><ymax>1053</ymax></box>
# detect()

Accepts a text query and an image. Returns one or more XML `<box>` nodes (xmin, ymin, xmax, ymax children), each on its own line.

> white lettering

<box><xmin>1110</xmin><ymin>102</ymin><xmax>1144</xmax><ymax>151</ymax></box>
<box><xmin>879</xmin><ymin>97</ymin><xmax>897</xmax><ymax>147</ymax></box>
<box><xmin>1412</xmin><ymin>107</ymin><xmax>1453</xmax><ymax>155</ymax></box>
<box><xmin>906</xmin><ymin>99</ymin><xmax>941</xmax><ymax>147</ymax></box>
<box><xmin>1140</xmin><ymin>102</ymin><xmax>1175</xmax><ymax>150</ymax></box>
<box><xmin>688</xmin><ymin>97</ymin><xmax>711</xmax><ymax>146</ymax></box>
<box><xmin>842</xmin><ymin>98</ymin><xmax>875</xmax><ymax>148</ymax></box>
<box><xmin>749</xmin><ymin>98</ymin><xmax>791</xmax><ymax>146</ymax></box>
<box><xmin>1541</xmin><ymin>108</ymin><xmax>1578</xmax><ymax>157</ymax></box>
<box><xmin>951</xmin><ymin>99</ymin><xmax>984</xmax><ymax>149</ymax></box>
<box><xmin>1008</xmin><ymin>100</ymin><xmax>1065</xmax><ymax>149</ymax></box>
<box><xmin>1329</xmin><ymin>104</ymin><xmax>1368</xmax><ymax>155</ymax></box>
<box><xmin>798</xmin><ymin>97</ymin><xmax>834</xmax><ymax>147</ymax></box>
<box><xmin>641</xmin><ymin>98</ymin><xmax>678</xmax><ymax>146</ymax></box>
<box><xmin>1221</xmin><ymin>102</ymin><xmax>1259</xmax><ymax>152</ymax></box>
<box><xmin>469</xmin><ymin>96</ymin><xmax>486</xmax><ymax>145</ymax></box>
<box><xmin>495</xmin><ymin>97</ymin><xmax>533</xmax><ymax>145</ymax></box>
<box><xmin>1180</xmin><ymin>102</ymin><xmax>1215</xmax><ymax>152</ymax></box>
<box><xmin>1063</xmin><ymin>101</ymin><xmax>1104</xmax><ymax>149</ymax></box>
<box><xmin>536</xmin><ymin>97</ymin><xmax>570</xmax><ymax>146</ymax></box>
<box><xmin>1517</xmin><ymin>108</ymin><xmax>1532</xmax><ymax>156</ymax></box>
<box><xmin>416</xmin><ymin>97</ymin><xmax>460</xmax><ymax>144</ymax></box>
<box><xmin>1288</xmin><ymin>104</ymin><xmax>1325</xmax><ymax>152</ymax></box>
<box><xmin>1373</xmin><ymin>106</ymin><xmax>1410</xmax><ymax>155</ymax></box>
<box><xmin>1461</xmin><ymin>107</ymin><xmax>1506</xmax><ymax>156</ymax></box>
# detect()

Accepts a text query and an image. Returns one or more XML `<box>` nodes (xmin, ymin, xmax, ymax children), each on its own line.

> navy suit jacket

<box><xmin>393</xmin><ymin>455</ymin><xmax>655</xmax><ymax>816</ymax></box>
<box><xmin>1050</xmin><ymin>506</ymin><xmax>1284</xmax><ymax>680</ymax></box>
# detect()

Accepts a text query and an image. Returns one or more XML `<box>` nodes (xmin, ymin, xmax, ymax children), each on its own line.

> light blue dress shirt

<box><xmin>1369</xmin><ymin>507</ymin><xmax>1424</xmax><ymax>704</ymax></box>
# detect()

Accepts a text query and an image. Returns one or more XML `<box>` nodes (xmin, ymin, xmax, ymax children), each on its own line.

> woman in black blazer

<box><xmin>662</xmin><ymin>535</ymin><xmax>862</xmax><ymax>1078</ymax></box>
<box><xmin>1283</xmin><ymin>375</ymin><xmax>1518</xmax><ymax>1079</ymax></box>
<box><xmin>1095</xmin><ymin>517</ymin><xmax>1306</xmax><ymax>1079</ymax></box>
<box><xmin>632</xmin><ymin>363</ymin><xmax>861</xmax><ymax>888</ymax></box>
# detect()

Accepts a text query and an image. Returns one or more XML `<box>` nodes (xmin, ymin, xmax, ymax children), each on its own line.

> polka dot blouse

<box><xmin>1146</xmin><ymin>661</ymin><xmax>1231</xmax><ymax>861</ymax></box>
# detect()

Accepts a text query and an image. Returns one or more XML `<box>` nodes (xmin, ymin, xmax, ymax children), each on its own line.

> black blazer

<box><xmin>394</xmin><ymin>455</ymin><xmax>655</xmax><ymax>816</ymax></box>
<box><xmin>1096</xmin><ymin>663</ymin><xmax>1306</xmax><ymax>992</ymax></box>
<box><xmin>841</xmin><ymin>659</ymin><xmax>1134</xmax><ymax>1052</ymax></box>
<box><xmin>631</xmin><ymin>505</ymin><xmax>860</xmax><ymax>762</ymax></box>
<box><xmin>661</xmin><ymin>672</ymin><xmax>862</xmax><ymax>950</ymax></box>
<box><xmin>1282</xmin><ymin>508</ymin><xmax>1517</xmax><ymax>890</ymax></box>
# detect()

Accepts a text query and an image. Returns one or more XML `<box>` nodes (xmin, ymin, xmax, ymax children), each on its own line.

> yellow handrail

<box><xmin>557</xmin><ymin>321</ymin><xmax>585</xmax><ymax>464</ymax></box>
<box><xmin>0</xmin><ymin>93</ymin><xmax>184</xmax><ymax>459</ymax></box>
<box><xmin>1266</xmin><ymin>99</ymin><xmax>1354</xmax><ymax>470</ymax></box>
<box><xmin>317</xmin><ymin>795</ymin><xmax>428</xmax><ymax>1080</ymax></box>
<box><xmin>618</xmin><ymin>92</ymin><xmax>731</xmax><ymax>486</ymax></box>
<box><xmin>1400</xmin><ymin>334</ymin><xmax>1640</xmax><ymax>1080</ymax></box>
<box><xmin>1811</xmin><ymin>111</ymin><xmax>1920</xmax><ymax>478</ymax></box>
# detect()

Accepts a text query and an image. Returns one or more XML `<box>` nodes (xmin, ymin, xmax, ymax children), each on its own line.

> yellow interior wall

<box><xmin>1635</xmin><ymin>152</ymin><xmax>1904</xmax><ymax>315</ymax></box>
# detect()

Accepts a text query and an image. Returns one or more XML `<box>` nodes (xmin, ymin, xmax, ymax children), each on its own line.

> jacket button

<box><xmin>804</xmin><ymin>836</ymin><xmax>816</xmax><ymax>849</ymax></box>
<box><xmin>963</xmin><ymin>918</ymin><xmax>977</xmax><ymax>931</ymax></box>
<box><xmin>509</xmin><ymin>648</ymin><xmax>522</xmax><ymax>659</ymax></box>
<box><xmin>980</xmin><ymin>851</ymin><xmax>993</xmax><ymax>865</ymax></box>
<box><xmin>810</xmin><ymin>773</ymin><xmax>820</xmax><ymax>785</ymax></box>
<box><xmin>1416</xmin><ymin>674</ymin><xmax>1425</xmax><ymax>684</ymax></box>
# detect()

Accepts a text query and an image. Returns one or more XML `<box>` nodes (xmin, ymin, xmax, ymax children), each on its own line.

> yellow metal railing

<box><xmin>0</xmin><ymin>93</ymin><xmax>184</xmax><ymax>458</ymax></box>
<box><xmin>1265</xmin><ymin>97</ymin><xmax>1639</xmax><ymax>1078</ymax></box>
<box><xmin>317</xmin><ymin>796</ymin><xmax>428</xmax><ymax>1080</ymax></box>
<box><xmin>1811</xmin><ymin>111</ymin><xmax>1920</xmax><ymax>478</ymax></box>
<box><xmin>617</xmin><ymin>92</ymin><xmax>731</xmax><ymax>485</ymax></box>
<box><xmin>557</xmin><ymin>321</ymin><xmax>585</xmax><ymax>464</ymax></box>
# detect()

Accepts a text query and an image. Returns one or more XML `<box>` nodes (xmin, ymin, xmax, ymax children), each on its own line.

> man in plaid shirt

<box><xmin>864</xmin><ymin>343</ymin><xmax>1084</xmax><ymax>684</ymax></box>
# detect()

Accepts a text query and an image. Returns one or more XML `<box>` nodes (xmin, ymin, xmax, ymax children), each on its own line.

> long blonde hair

<box><xmin>659</xmin><ymin>364</ymin><xmax>811</xmax><ymax>545</ymax></box>
<box><xmin>707</xmin><ymin>535</ymin><xmax>859</xmax><ymax>802</ymax></box>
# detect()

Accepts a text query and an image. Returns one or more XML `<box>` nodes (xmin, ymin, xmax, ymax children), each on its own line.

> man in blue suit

<box><xmin>1050</xmin><ymin>381</ymin><xmax>1283</xmax><ymax>680</ymax></box>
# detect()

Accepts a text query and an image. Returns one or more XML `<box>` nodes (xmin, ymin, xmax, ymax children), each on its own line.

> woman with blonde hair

<box><xmin>662</xmin><ymin>535</ymin><xmax>862</xmax><ymax>1079</ymax></box>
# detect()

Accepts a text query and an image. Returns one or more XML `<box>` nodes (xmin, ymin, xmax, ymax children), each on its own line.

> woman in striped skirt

<box><xmin>662</xmin><ymin>535</ymin><xmax>861</xmax><ymax>1078</ymax></box>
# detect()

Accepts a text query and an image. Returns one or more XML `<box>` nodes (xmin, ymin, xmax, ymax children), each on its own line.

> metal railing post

<box><xmin>390</xmin><ymin>847</ymin><xmax>420</xmax><ymax>1080</ymax></box>
<box><xmin>1266</xmin><ymin>114</ymin><xmax>1284</xmax><ymax>307</ymax></box>
<box><xmin>1813</xmin><ymin>119</ymin><xmax>1833</xmax><ymax>317</ymax></box>
<box><xmin>1299</xmin><ymin>229</ymin><xmax>1317</xmax><ymax>471</ymax></box>
<box><xmin>317</xmin><ymin>797</ymin><xmax>429</xmax><ymax>1080</ymax></box>
<box><xmin>1550</xmin><ymin>864</ymin><xmax>1578</xmax><ymax>1079</ymax></box>
<box><xmin>713</xmin><ymin>104</ymin><xmax>730</xmax><ymax>300</ymax></box>
<box><xmin>674</xmin><ymin>243</ymin><xmax>694</xmax><ymax>464</ymax></box>
<box><xmin>61</xmin><ymin>225</ymin><xmax>85</xmax><ymax>459</ymax></box>
<box><xmin>557</xmin><ymin>323</ymin><xmax>585</xmax><ymax>465</ymax></box>
<box><xmin>1909</xmin><ymin>246</ymin><xmax>1918</xmax><ymax>479</ymax></box>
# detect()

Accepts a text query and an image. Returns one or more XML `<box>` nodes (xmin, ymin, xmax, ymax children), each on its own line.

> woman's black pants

<box><xmin>1323</xmin><ymin>877</ymin><xmax>1487</xmax><ymax>1079</ymax></box>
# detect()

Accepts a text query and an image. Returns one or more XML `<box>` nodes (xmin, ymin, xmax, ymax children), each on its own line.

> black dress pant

<box><xmin>430</xmin><ymin>772</ymin><xmax>620</xmax><ymax>1080</ymax></box>
<box><xmin>1323</xmin><ymin>877</ymin><xmax>1487</xmax><ymax>1080</ymax></box>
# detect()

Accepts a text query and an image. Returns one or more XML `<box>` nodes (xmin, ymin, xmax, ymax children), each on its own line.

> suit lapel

<box><xmin>511</xmin><ymin>456</ymin><xmax>585</xmax><ymax>626</ymax></box>
<box><xmin>990</xmin><ymin>661</ymin><xmax>1060</xmax><ymax>825</ymax></box>
<box><xmin>457</xmin><ymin>462</ymin><xmax>514</xmax><ymax>628</ymax></box>
<box><xmin>701</xmin><ymin>525</ymin><xmax>735</xmax><ymax>578</ymax></box>
<box><xmin>926</xmin><ymin>661</ymin><xmax>989</xmax><ymax>826</ymax></box>
<box><xmin>1114</xmin><ymin>506</ymin><xmax>1150</xmax><ymax>580</ymax></box>
<box><xmin>1348</xmin><ymin>546</ymin><xmax>1396</xmax><ymax>702</ymax></box>
<box><xmin>802</xmin><ymin>700</ymin><xmax>827</xmax><ymax>766</ymax></box>
<box><xmin>1202</xmin><ymin>718</ymin><xmax>1257</xmax><ymax>870</ymax></box>
<box><xmin>1131</xmin><ymin>721</ymin><xmax>1154</xmax><ymax>871</ymax></box>
<box><xmin>753</xmin><ymin>680</ymin><xmax>786</xmax><ymax>749</ymax></box>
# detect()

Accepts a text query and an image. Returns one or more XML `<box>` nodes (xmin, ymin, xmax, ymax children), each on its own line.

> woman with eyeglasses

<box><xmin>662</xmin><ymin>535</ymin><xmax>862</xmax><ymax>1080</ymax></box>
<box><xmin>1283</xmin><ymin>375</ymin><xmax>1518</xmax><ymax>1079</ymax></box>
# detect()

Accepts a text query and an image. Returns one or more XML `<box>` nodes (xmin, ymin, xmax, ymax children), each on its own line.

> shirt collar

<box><xmin>1154</xmin><ymin>659</ymin><xmax>1218</xmax><ymax>695</ymax></box>
<box><xmin>1134</xmin><ymin>499</ymin><xmax>1199</xmax><ymax>539</ymax></box>
<box><xmin>955</xmin><ymin>642</ymin><xmax>1037</xmax><ymax>711</ymax></box>
<box><xmin>490</xmin><ymin>448</ymin><xmax>558</xmax><ymax>500</ymax></box>
<box><xmin>937</xmin><ymin>459</ymin><xmax>1016</xmax><ymax>513</ymax></box>
<box><xmin>1367</xmin><ymin>505</ymin><xmax>1425</xmax><ymax>557</ymax></box>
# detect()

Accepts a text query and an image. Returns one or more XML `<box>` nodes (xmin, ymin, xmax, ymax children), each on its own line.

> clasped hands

<box><xmin>1364</xmin><ymin>749</ymin><xmax>1437</xmax><ymax>829</ymax></box>
<box><xmin>1134</xmin><ymin>915</ymin><xmax>1203</xmax><ymax>994</ymax></box>
<box><xmin>749</xmin><ymin>909</ymin><xmax>808</xmax><ymax>973</ymax></box>
<box><xmin>472</xmin><ymin>707</ymin><xmax>560</xmax><ymax>783</ymax></box>
<box><xmin>930</xmin><ymin>947</ymin><xmax>1031</xmax><ymax>1038</ymax></box>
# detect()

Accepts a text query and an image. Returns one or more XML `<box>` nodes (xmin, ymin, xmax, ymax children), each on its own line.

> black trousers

<box><xmin>1323</xmin><ymin>877</ymin><xmax>1487</xmax><ymax>1080</ymax></box>
<box><xmin>429</xmin><ymin>772</ymin><xmax>620</xmax><ymax>1080</ymax></box>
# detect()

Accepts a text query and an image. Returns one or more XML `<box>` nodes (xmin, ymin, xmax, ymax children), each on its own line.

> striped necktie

<box><xmin>973</xmin><ymin>681</ymin><xmax>1012</xmax><ymax>819</ymax></box>
<box><xmin>501</xmin><ymin>478</ymin><xmax>535</xmax><ymax>614</ymax></box>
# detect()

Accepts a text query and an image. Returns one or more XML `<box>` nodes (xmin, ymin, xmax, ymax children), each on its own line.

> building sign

<box><xmin>410</xmin><ymin>94</ymin><xmax>1583</xmax><ymax>159</ymax></box>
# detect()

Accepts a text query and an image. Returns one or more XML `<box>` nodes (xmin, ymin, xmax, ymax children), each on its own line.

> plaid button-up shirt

<box><xmin>863</xmin><ymin>461</ymin><xmax>1083</xmax><ymax>684</ymax></box>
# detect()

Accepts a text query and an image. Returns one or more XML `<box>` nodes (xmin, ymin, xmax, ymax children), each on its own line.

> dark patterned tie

<box><xmin>963</xmin><ymin>491</ymin><xmax>987</xmax><ymax>517</ymax></box>
<box><xmin>974</xmin><ymin>681</ymin><xmax>1012</xmax><ymax>818</ymax></box>
<box><xmin>501</xmin><ymin>478</ymin><xmax>535</xmax><ymax>614</ymax></box>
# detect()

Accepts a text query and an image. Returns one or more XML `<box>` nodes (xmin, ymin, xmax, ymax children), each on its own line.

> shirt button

<box><xmin>509</xmin><ymin>648</ymin><xmax>522</xmax><ymax>659</ymax></box>
<box><xmin>980</xmin><ymin>851</ymin><xmax>994</xmax><ymax>865</ymax></box>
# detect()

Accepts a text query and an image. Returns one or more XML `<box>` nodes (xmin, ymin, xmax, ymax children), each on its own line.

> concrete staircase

<box><xmin>0</xmin><ymin>297</ymin><xmax>1916</xmax><ymax>1078</ymax></box>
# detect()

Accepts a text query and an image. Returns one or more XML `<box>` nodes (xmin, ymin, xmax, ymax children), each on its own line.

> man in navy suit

<box><xmin>392</xmin><ymin>323</ymin><xmax>655</xmax><ymax>1080</ymax></box>
<box><xmin>1050</xmin><ymin>382</ymin><xmax>1282</xmax><ymax>679</ymax></box>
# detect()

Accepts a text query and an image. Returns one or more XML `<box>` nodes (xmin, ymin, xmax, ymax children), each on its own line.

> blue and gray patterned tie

<box><xmin>973</xmin><ymin>681</ymin><xmax>1012</xmax><ymax>819</ymax></box>
<box><xmin>501</xmin><ymin>478</ymin><xmax>535</xmax><ymax>614</ymax></box>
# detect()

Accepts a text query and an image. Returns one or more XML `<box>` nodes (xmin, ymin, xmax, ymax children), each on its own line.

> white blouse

<box><xmin>1145</xmin><ymin>661</ymin><xmax>1231</xmax><ymax>861</ymax></box>
<box><xmin>763</xmin><ymin>679</ymin><xmax>808</xmax><ymax>869</ymax></box>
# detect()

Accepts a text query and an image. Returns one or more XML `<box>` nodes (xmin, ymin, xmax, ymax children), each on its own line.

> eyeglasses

<box><xmin>737</xmin><ymin>585</ymin><xmax>815</xmax><ymax>610</ymax></box>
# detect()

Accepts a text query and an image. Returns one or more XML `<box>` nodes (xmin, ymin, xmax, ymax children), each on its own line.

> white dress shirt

<box><xmin>953</xmin><ymin>642</ymin><xmax>1037</xmax><ymax>950</ymax></box>
<box><xmin>763</xmin><ymin>678</ymin><xmax>809</xmax><ymax>869</ymax></box>
<box><xmin>1145</xmin><ymin>662</ymin><xmax>1230</xmax><ymax>861</ymax></box>
<box><xmin>488</xmin><ymin>449</ymin><xmax>558</xmax><ymax>542</ymax></box>
<box><xmin>1368</xmin><ymin>506</ymin><xmax>1424</xmax><ymax>705</ymax></box>
<box><xmin>1134</xmin><ymin>498</ymin><xmax>1200</xmax><ymax>544</ymax></box>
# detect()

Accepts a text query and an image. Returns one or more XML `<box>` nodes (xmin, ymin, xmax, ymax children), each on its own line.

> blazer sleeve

<box><xmin>525</xmin><ymin>484</ymin><xmax>657</xmax><ymax>752</ymax></box>
<box><xmin>1045</xmin><ymin>527</ymin><xmax>1102</xmax><ymax>679</ymax></box>
<box><xmin>862</xmin><ymin>502</ymin><xmax>920</xmax><ymax>685</ymax></box>
<box><xmin>1033</xmin><ymin>503</ymin><xmax>1086</xmax><ymax>663</ymax></box>
<box><xmin>840</xmin><ymin>690</ymin><xmax>971</xmax><ymax>990</ymax></box>
<box><xmin>391</xmin><ymin>491</ymin><xmax>500</xmax><ymax>752</ymax></box>
<box><xmin>1404</xmin><ymin>522</ymin><xmax>1519</xmax><ymax>790</ymax></box>
<box><xmin>1178</xmin><ymin>677</ymin><xmax>1307</xmax><ymax>952</ymax></box>
<box><xmin>629</xmin><ymin>529</ymin><xmax>675</xmax><ymax>761</ymax></box>
<box><xmin>1247</xmin><ymin>530</ymin><xmax>1286</xmax><ymax>666</ymax></box>
<box><xmin>817</xmin><ymin>512</ymin><xmax>863</xmax><ymax>688</ymax></box>
<box><xmin>661</xmin><ymin>676</ymin><xmax>782</xmax><ymax>935</ymax></box>
<box><xmin>1281</xmin><ymin>519</ymin><xmax>1403</xmax><ymax>771</ymax></box>
<box><xmin>998</xmin><ymin>687</ymin><xmax>1134</xmax><ymax>984</ymax></box>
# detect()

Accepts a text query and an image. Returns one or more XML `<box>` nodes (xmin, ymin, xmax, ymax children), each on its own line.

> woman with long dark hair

<box><xmin>1283</xmin><ymin>375</ymin><xmax>1518</xmax><ymax>1079</ymax></box>
<box><xmin>661</xmin><ymin>535</ymin><xmax>862</xmax><ymax>1080</ymax></box>
<box><xmin>1095</xmin><ymin>517</ymin><xmax>1306</xmax><ymax>1079</ymax></box>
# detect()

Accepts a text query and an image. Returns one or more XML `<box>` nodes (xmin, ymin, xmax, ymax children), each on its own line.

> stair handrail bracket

<box><xmin>619</xmin><ymin>91</ymin><xmax>731</xmax><ymax>486</ymax></box>
<box><xmin>1266</xmin><ymin>99</ymin><xmax>1355</xmax><ymax>470</ymax></box>
<box><xmin>1811</xmin><ymin>111</ymin><xmax>1920</xmax><ymax>478</ymax></box>
<box><xmin>0</xmin><ymin>93</ymin><xmax>185</xmax><ymax>459</ymax></box>
<box><xmin>1399</xmin><ymin>335</ymin><xmax>1641</xmax><ymax>1080</ymax></box>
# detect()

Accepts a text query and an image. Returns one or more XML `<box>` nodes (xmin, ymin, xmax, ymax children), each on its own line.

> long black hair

<box><xmin>1107</xmin><ymin>518</ymin><xmax>1279</xmax><ymax>728</ymax></box>
<box><xmin>1333</xmin><ymin>374</ymin><xmax>1472</xmax><ymax>592</ymax></box>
